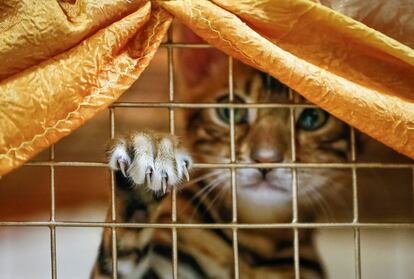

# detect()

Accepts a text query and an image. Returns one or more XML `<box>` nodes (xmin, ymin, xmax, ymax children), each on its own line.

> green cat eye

<box><xmin>297</xmin><ymin>108</ymin><xmax>328</xmax><ymax>131</ymax></box>
<box><xmin>215</xmin><ymin>95</ymin><xmax>248</xmax><ymax>124</ymax></box>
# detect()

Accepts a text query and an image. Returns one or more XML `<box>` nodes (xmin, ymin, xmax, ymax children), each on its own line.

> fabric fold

<box><xmin>1</xmin><ymin>0</ymin><xmax>413</xmax><ymax>176</ymax></box>
<box><xmin>0</xmin><ymin>2</ymin><xmax>172</xmax><ymax>175</ymax></box>
<box><xmin>160</xmin><ymin>0</ymin><xmax>414</xmax><ymax>159</ymax></box>
<box><xmin>0</xmin><ymin>0</ymin><xmax>148</xmax><ymax>80</ymax></box>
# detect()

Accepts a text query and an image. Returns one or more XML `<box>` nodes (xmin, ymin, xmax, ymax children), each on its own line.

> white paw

<box><xmin>108</xmin><ymin>132</ymin><xmax>192</xmax><ymax>194</ymax></box>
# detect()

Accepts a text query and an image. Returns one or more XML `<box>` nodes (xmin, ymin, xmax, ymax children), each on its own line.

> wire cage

<box><xmin>0</xmin><ymin>24</ymin><xmax>414</xmax><ymax>279</ymax></box>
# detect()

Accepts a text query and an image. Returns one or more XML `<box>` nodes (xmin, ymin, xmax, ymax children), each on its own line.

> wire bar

<box><xmin>5</xmin><ymin>24</ymin><xmax>412</xmax><ymax>279</ymax></box>
<box><xmin>49</xmin><ymin>145</ymin><xmax>57</xmax><ymax>279</ymax></box>
<box><xmin>167</xmin><ymin>28</ymin><xmax>179</xmax><ymax>279</ymax></box>
<box><xmin>111</xmin><ymin>102</ymin><xmax>317</xmax><ymax>109</ymax></box>
<box><xmin>26</xmin><ymin>161</ymin><xmax>414</xmax><ymax>169</ymax></box>
<box><xmin>228</xmin><ymin>56</ymin><xmax>240</xmax><ymax>279</ymax></box>
<box><xmin>289</xmin><ymin>88</ymin><xmax>300</xmax><ymax>279</ymax></box>
<box><xmin>161</xmin><ymin>43</ymin><xmax>213</xmax><ymax>48</ymax></box>
<box><xmin>50</xmin><ymin>226</ymin><xmax>57</xmax><ymax>279</ymax></box>
<box><xmin>412</xmin><ymin>168</ymin><xmax>414</xmax><ymax>218</ymax></box>
<box><xmin>1</xmin><ymin>221</ymin><xmax>413</xmax><ymax>229</ymax></box>
<box><xmin>109</xmin><ymin>108</ymin><xmax>118</xmax><ymax>279</ymax></box>
<box><xmin>350</xmin><ymin>127</ymin><xmax>362</xmax><ymax>279</ymax></box>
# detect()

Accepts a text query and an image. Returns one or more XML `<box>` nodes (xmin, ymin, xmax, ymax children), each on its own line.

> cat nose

<box><xmin>259</xmin><ymin>168</ymin><xmax>271</xmax><ymax>177</ymax></box>
<box><xmin>251</xmin><ymin>148</ymin><xmax>284</xmax><ymax>163</ymax></box>
<box><xmin>252</xmin><ymin>149</ymin><xmax>283</xmax><ymax>178</ymax></box>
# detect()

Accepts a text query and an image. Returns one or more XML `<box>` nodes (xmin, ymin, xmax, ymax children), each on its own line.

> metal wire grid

<box><xmin>0</xmin><ymin>29</ymin><xmax>413</xmax><ymax>279</ymax></box>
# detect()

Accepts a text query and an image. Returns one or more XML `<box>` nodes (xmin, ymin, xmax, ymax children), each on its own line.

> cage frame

<box><xmin>0</xmin><ymin>25</ymin><xmax>414</xmax><ymax>279</ymax></box>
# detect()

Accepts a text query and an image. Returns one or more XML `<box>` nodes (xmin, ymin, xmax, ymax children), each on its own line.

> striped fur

<box><xmin>91</xmin><ymin>57</ymin><xmax>351</xmax><ymax>278</ymax></box>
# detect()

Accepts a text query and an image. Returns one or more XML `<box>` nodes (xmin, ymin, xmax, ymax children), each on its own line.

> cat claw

<box><xmin>118</xmin><ymin>160</ymin><xmax>128</xmax><ymax>177</ymax></box>
<box><xmin>109</xmin><ymin>133</ymin><xmax>192</xmax><ymax>194</ymax></box>
<box><xmin>183</xmin><ymin>164</ymin><xmax>190</xmax><ymax>182</ymax></box>
<box><xmin>161</xmin><ymin>175</ymin><xmax>168</xmax><ymax>194</ymax></box>
<box><xmin>145</xmin><ymin>173</ymin><xmax>151</xmax><ymax>186</ymax></box>
<box><xmin>146</xmin><ymin>167</ymin><xmax>153</xmax><ymax>175</ymax></box>
<box><xmin>145</xmin><ymin>167</ymin><xmax>153</xmax><ymax>185</ymax></box>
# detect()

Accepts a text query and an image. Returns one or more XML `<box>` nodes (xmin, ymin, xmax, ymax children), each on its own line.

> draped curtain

<box><xmin>0</xmin><ymin>0</ymin><xmax>413</xmax><ymax>176</ymax></box>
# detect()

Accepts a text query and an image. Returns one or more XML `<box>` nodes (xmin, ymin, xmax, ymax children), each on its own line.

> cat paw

<box><xmin>108</xmin><ymin>131</ymin><xmax>192</xmax><ymax>195</ymax></box>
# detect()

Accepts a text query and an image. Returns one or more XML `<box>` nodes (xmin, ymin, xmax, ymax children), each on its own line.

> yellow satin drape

<box><xmin>160</xmin><ymin>0</ymin><xmax>414</xmax><ymax>159</ymax></box>
<box><xmin>0</xmin><ymin>0</ymin><xmax>413</xmax><ymax>176</ymax></box>
<box><xmin>0</xmin><ymin>1</ymin><xmax>172</xmax><ymax>175</ymax></box>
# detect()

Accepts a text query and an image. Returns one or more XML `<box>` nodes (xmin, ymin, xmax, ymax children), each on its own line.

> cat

<box><xmin>91</xmin><ymin>30</ymin><xmax>351</xmax><ymax>279</ymax></box>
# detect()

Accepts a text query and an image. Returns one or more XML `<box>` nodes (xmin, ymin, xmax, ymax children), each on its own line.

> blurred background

<box><xmin>0</xmin><ymin>25</ymin><xmax>413</xmax><ymax>279</ymax></box>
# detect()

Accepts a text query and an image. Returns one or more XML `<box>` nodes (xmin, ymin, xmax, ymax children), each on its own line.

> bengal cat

<box><xmin>91</xmin><ymin>34</ymin><xmax>351</xmax><ymax>279</ymax></box>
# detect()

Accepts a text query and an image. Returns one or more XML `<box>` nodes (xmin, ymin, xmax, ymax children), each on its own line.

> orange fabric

<box><xmin>321</xmin><ymin>0</ymin><xmax>414</xmax><ymax>49</ymax></box>
<box><xmin>0</xmin><ymin>0</ymin><xmax>413</xmax><ymax>176</ymax></box>
<box><xmin>160</xmin><ymin>0</ymin><xmax>414</xmax><ymax>159</ymax></box>
<box><xmin>0</xmin><ymin>0</ymin><xmax>148</xmax><ymax>80</ymax></box>
<box><xmin>0</xmin><ymin>1</ymin><xmax>172</xmax><ymax>175</ymax></box>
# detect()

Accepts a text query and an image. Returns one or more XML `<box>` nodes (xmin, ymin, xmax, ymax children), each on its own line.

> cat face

<box><xmin>178</xmin><ymin>39</ymin><xmax>350</xmax><ymax>222</ymax></box>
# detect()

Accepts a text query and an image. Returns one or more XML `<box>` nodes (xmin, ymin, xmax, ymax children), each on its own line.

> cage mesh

<box><xmin>0</xmin><ymin>25</ymin><xmax>414</xmax><ymax>279</ymax></box>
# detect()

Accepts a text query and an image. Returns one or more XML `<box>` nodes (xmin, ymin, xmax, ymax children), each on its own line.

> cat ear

<box><xmin>175</xmin><ymin>24</ymin><xmax>227</xmax><ymax>88</ymax></box>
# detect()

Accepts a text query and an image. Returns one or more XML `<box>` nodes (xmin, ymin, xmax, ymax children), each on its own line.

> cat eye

<box><xmin>215</xmin><ymin>95</ymin><xmax>248</xmax><ymax>124</ymax></box>
<box><xmin>297</xmin><ymin>108</ymin><xmax>328</xmax><ymax>131</ymax></box>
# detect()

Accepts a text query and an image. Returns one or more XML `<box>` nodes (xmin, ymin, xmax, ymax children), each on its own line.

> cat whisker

<box><xmin>187</xmin><ymin>151</ymin><xmax>230</xmax><ymax>162</ymax></box>
<box><xmin>191</xmin><ymin>174</ymin><xmax>227</xmax><ymax>207</ymax></box>
<box><xmin>307</xmin><ymin>173</ymin><xmax>351</xmax><ymax>211</ymax></box>
<box><xmin>299</xmin><ymin>186</ymin><xmax>333</xmax><ymax>221</ymax></box>
<box><xmin>321</xmin><ymin>181</ymin><xmax>349</xmax><ymax>209</ymax></box>
<box><xmin>190</xmin><ymin>175</ymin><xmax>225</xmax><ymax>202</ymax></box>
<box><xmin>310</xmin><ymin>187</ymin><xmax>335</xmax><ymax>221</ymax></box>
<box><xmin>204</xmin><ymin>184</ymin><xmax>229</xmax><ymax>214</ymax></box>
<box><xmin>304</xmin><ymin>193</ymin><xmax>327</xmax><ymax>218</ymax></box>
<box><xmin>177</xmin><ymin>170</ymin><xmax>226</xmax><ymax>219</ymax></box>
<box><xmin>178</xmin><ymin>170</ymin><xmax>223</xmax><ymax>190</ymax></box>
<box><xmin>189</xmin><ymin>178</ymin><xmax>226</xmax><ymax>221</ymax></box>
<box><xmin>301</xmin><ymin>192</ymin><xmax>324</xmax><ymax>219</ymax></box>
<box><xmin>297</xmin><ymin>171</ymin><xmax>350</xmax><ymax>218</ymax></box>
